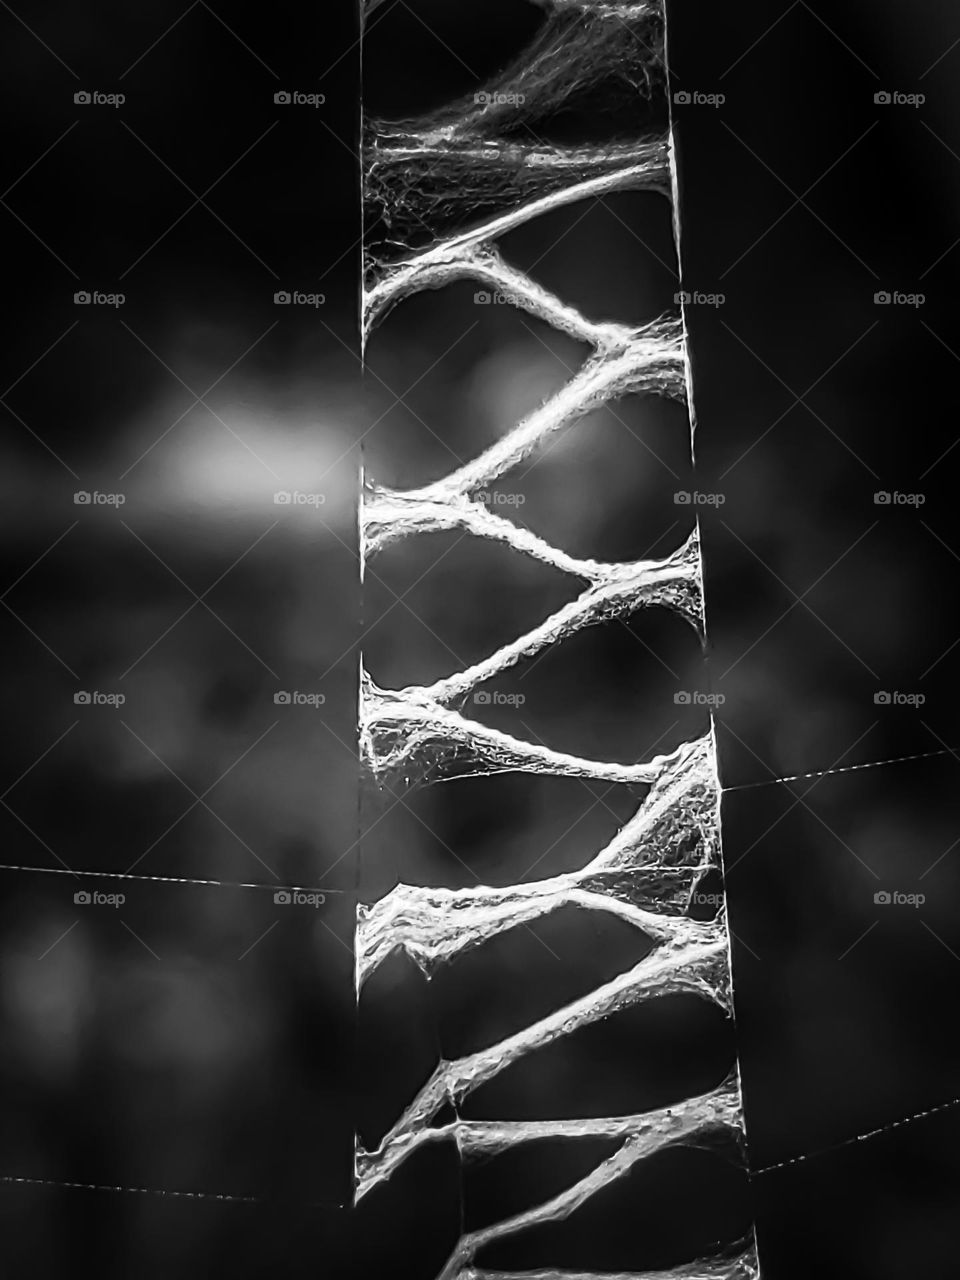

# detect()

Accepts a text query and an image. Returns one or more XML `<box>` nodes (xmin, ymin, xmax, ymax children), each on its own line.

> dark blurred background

<box><xmin>1</xmin><ymin>1</ymin><xmax>959</xmax><ymax>1277</ymax></box>
<box><xmin>0</xmin><ymin>1</ymin><xmax>361</xmax><ymax>1273</ymax></box>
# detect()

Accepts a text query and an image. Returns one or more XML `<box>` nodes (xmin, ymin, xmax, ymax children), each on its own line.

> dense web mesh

<box><xmin>363</xmin><ymin>1</ymin><xmax>669</xmax><ymax>267</ymax></box>
<box><xmin>359</xmin><ymin>1</ymin><xmax>760</xmax><ymax>1276</ymax></box>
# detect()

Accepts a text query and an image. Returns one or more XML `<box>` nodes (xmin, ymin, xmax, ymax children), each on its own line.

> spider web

<box><xmin>358</xmin><ymin>0</ymin><xmax>760</xmax><ymax>1276</ymax></box>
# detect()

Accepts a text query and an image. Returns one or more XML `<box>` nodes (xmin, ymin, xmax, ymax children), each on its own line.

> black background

<box><xmin>1</xmin><ymin>1</ymin><xmax>958</xmax><ymax>1276</ymax></box>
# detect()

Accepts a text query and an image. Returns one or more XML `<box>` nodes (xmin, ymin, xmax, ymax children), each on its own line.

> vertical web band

<box><xmin>357</xmin><ymin>2</ymin><xmax>760</xmax><ymax>1275</ymax></box>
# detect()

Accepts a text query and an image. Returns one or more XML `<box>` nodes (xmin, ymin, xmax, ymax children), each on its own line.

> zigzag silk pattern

<box><xmin>357</xmin><ymin>1</ymin><xmax>760</xmax><ymax>1276</ymax></box>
